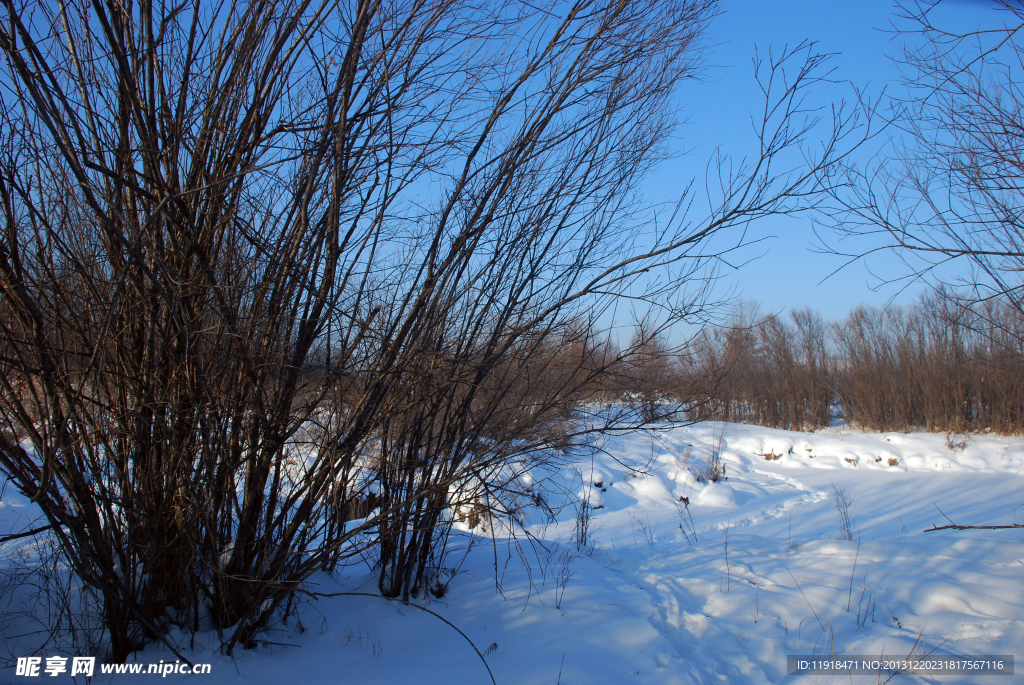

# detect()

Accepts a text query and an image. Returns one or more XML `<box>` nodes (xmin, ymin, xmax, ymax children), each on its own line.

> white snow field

<box><xmin>3</xmin><ymin>422</ymin><xmax>1024</xmax><ymax>683</ymax></box>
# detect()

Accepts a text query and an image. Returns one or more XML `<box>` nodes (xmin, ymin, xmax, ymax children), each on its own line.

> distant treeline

<box><xmin>667</xmin><ymin>296</ymin><xmax>1024</xmax><ymax>434</ymax></box>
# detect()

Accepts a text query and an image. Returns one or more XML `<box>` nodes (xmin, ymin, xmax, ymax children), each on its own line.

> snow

<box><xmin>3</xmin><ymin>422</ymin><xmax>1024</xmax><ymax>682</ymax></box>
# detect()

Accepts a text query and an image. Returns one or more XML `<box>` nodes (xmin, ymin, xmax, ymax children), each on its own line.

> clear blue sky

<box><xmin>648</xmin><ymin>0</ymin><xmax>1002</xmax><ymax>321</ymax></box>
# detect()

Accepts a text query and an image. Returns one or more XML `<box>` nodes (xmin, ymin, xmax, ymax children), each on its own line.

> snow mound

<box><xmin>695</xmin><ymin>481</ymin><xmax>737</xmax><ymax>507</ymax></box>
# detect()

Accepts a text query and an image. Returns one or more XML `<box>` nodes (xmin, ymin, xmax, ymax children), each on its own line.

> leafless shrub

<box><xmin>832</xmin><ymin>482</ymin><xmax>855</xmax><ymax>541</ymax></box>
<box><xmin>0</xmin><ymin>0</ymin><xmax>858</xmax><ymax>656</ymax></box>
<box><xmin>675</xmin><ymin>498</ymin><xmax>698</xmax><ymax>544</ymax></box>
<box><xmin>338</xmin><ymin>627</ymin><xmax>382</xmax><ymax>660</ymax></box>
<box><xmin>553</xmin><ymin>549</ymin><xmax>577</xmax><ymax>611</ymax></box>
<box><xmin>631</xmin><ymin>516</ymin><xmax>656</xmax><ymax>548</ymax></box>
<box><xmin>855</xmin><ymin>583</ymin><xmax>877</xmax><ymax>631</ymax></box>
<box><xmin>698</xmin><ymin>422</ymin><xmax>728</xmax><ymax>483</ymax></box>
<box><xmin>945</xmin><ymin>433</ymin><xmax>968</xmax><ymax>451</ymax></box>
<box><xmin>574</xmin><ymin>497</ymin><xmax>594</xmax><ymax>554</ymax></box>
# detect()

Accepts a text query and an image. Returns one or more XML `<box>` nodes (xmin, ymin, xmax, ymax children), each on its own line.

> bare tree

<box><xmin>0</xmin><ymin>0</ymin><xmax>856</xmax><ymax>659</ymax></box>
<box><xmin>0</xmin><ymin>0</ymin><xmax>523</xmax><ymax>656</ymax></box>
<box><xmin>825</xmin><ymin>0</ymin><xmax>1024</xmax><ymax>316</ymax></box>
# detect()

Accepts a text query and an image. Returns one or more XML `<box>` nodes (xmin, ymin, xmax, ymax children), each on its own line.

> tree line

<box><xmin>651</xmin><ymin>295</ymin><xmax>1024</xmax><ymax>434</ymax></box>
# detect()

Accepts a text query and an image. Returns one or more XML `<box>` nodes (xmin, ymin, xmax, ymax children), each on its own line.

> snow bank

<box><xmin>3</xmin><ymin>423</ymin><xmax>1024</xmax><ymax>683</ymax></box>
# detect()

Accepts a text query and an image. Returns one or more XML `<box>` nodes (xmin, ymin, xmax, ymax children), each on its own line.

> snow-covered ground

<box><xmin>3</xmin><ymin>423</ymin><xmax>1023</xmax><ymax>683</ymax></box>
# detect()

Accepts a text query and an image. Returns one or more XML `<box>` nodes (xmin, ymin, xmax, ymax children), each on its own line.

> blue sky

<box><xmin>651</xmin><ymin>0</ymin><xmax>1003</xmax><ymax>321</ymax></box>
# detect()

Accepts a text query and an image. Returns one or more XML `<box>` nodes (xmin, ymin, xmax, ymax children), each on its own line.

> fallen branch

<box><xmin>924</xmin><ymin>503</ymin><xmax>1024</xmax><ymax>532</ymax></box>
<box><xmin>924</xmin><ymin>523</ymin><xmax>1024</xmax><ymax>532</ymax></box>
